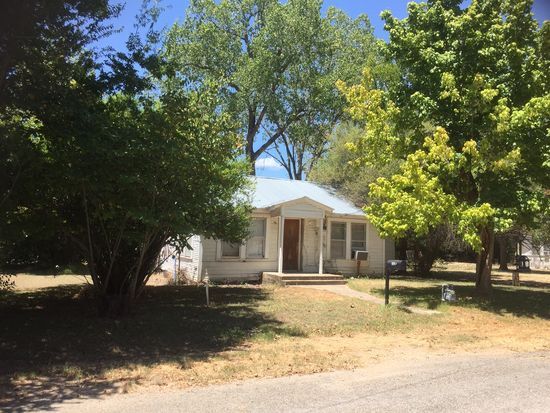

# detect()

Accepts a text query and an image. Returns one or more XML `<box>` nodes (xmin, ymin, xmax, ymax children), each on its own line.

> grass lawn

<box><xmin>0</xmin><ymin>282</ymin><xmax>434</xmax><ymax>411</ymax></box>
<box><xmin>348</xmin><ymin>263</ymin><xmax>550</xmax><ymax>319</ymax></box>
<box><xmin>1</xmin><ymin>264</ymin><xmax>549</xmax><ymax>411</ymax></box>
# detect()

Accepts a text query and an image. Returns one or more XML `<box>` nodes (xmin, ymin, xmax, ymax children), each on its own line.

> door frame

<box><xmin>283</xmin><ymin>218</ymin><xmax>301</xmax><ymax>272</ymax></box>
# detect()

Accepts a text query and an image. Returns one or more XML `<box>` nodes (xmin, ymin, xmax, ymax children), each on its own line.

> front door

<box><xmin>283</xmin><ymin>219</ymin><xmax>300</xmax><ymax>271</ymax></box>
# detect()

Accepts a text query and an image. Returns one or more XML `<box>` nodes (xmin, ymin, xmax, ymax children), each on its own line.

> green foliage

<box><xmin>341</xmin><ymin>0</ymin><xmax>548</xmax><ymax>290</ymax></box>
<box><xmin>309</xmin><ymin>122</ymin><xmax>397</xmax><ymax>206</ymax></box>
<box><xmin>0</xmin><ymin>1</ymin><xmax>252</xmax><ymax>314</ymax></box>
<box><xmin>311</xmin><ymin>123</ymin><xmax>468</xmax><ymax>274</ymax></box>
<box><xmin>164</xmin><ymin>0</ymin><xmax>386</xmax><ymax>175</ymax></box>
<box><xmin>1</xmin><ymin>0</ymin><xmax>118</xmax><ymax>268</ymax></box>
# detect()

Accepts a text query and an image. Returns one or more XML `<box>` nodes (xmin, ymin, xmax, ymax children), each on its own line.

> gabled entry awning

<box><xmin>269</xmin><ymin>196</ymin><xmax>333</xmax><ymax>219</ymax></box>
<box><xmin>270</xmin><ymin>197</ymin><xmax>326</xmax><ymax>274</ymax></box>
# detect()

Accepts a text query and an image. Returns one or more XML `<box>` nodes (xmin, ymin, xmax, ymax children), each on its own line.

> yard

<box><xmin>1</xmin><ymin>264</ymin><xmax>549</xmax><ymax>412</ymax></box>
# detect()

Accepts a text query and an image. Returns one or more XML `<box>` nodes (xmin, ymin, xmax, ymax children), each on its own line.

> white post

<box><xmin>173</xmin><ymin>254</ymin><xmax>177</xmax><ymax>283</ymax></box>
<box><xmin>278</xmin><ymin>216</ymin><xmax>284</xmax><ymax>274</ymax></box>
<box><xmin>204</xmin><ymin>271</ymin><xmax>210</xmax><ymax>307</ymax></box>
<box><xmin>318</xmin><ymin>216</ymin><xmax>324</xmax><ymax>274</ymax></box>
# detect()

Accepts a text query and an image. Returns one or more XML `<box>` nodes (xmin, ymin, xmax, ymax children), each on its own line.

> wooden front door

<box><xmin>283</xmin><ymin>219</ymin><xmax>300</xmax><ymax>271</ymax></box>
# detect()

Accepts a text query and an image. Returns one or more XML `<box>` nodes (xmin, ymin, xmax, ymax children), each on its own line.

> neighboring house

<box><xmin>518</xmin><ymin>237</ymin><xmax>550</xmax><ymax>270</ymax></box>
<box><xmin>161</xmin><ymin>177</ymin><xmax>394</xmax><ymax>282</ymax></box>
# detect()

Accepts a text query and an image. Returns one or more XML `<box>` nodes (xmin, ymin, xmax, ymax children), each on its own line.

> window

<box><xmin>221</xmin><ymin>241</ymin><xmax>240</xmax><ymax>258</ymax></box>
<box><xmin>351</xmin><ymin>223</ymin><xmax>367</xmax><ymax>258</ymax></box>
<box><xmin>183</xmin><ymin>246</ymin><xmax>192</xmax><ymax>259</ymax></box>
<box><xmin>247</xmin><ymin>218</ymin><xmax>266</xmax><ymax>258</ymax></box>
<box><xmin>330</xmin><ymin>222</ymin><xmax>346</xmax><ymax>259</ymax></box>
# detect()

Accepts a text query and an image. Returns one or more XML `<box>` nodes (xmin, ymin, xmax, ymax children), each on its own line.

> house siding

<box><xmin>198</xmin><ymin>213</ymin><xmax>391</xmax><ymax>280</ymax></box>
<box><xmin>180</xmin><ymin>235</ymin><xmax>202</xmax><ymax>281</ymax></box>
<box><xmin>159</xmin><ymin>235</ymin><xmax>202</xmax><ymax>281</ymax></box>
<box><xmin>323</xmin><ymin>220</ymin><xmax>387</xmax><ymax>275</ymax></box>
<box><xmin>201</xmin><ymin>216</ymin><xmax>279</xmax><ymax>282</ymax></box>
<box><xmin>302</xmin><ymin>218</ymin><xmax>321</xmax><ymax>273</ymax></box>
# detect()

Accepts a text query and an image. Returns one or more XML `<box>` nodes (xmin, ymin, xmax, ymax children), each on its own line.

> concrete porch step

<box><xmin>279</xmin><ymin>275</ymin><xmax>344</xmax><ymax>281</ymax></box>
<box><xmin>262</xmin><ymin>272</ymin><xmax>346</xmax><ymax>286</ymax></box>
<box><xmin>283</xmin><ymin>279</ymin><xmax>347</xmax><ymax>286</ymax></box>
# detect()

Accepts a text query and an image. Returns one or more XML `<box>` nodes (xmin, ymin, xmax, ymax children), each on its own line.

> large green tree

<box><xmin>339</xmin><ymin>0</ymin><xmax>549</xmax><ymax>293</ymax></box>
<box><xmin>1</xmin><ymin>1</ymin><xmax>119</xmax><ymax>271</ymax></box>
<box><xmin>164</xmin><ymin>0</ymin><xmax>384</xmax><ymax>175</ymax></box>
<box><xmin>0</xmin><ymin>1</ymin><xmax>252</xmax><ymax>314</ymax></box>
<box><xmin>310</xmin><ymin>123</ymin><xmax>465</xmax><ymax>274</ymax></box>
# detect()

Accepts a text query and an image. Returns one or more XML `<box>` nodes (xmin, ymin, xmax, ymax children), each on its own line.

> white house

<box><xmin>161</xmin><ymin>177</ymin><xmax>394</xmax><ymax>283</ymax></box>
<box><xmin>518</xmin><ymin>237</ymin><xmax>550</xmax><ymax>270</ymax></box>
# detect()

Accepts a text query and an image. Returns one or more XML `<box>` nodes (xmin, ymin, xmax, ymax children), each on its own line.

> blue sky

<box><xmin>101</xmin><ymin>0</ymin><xmax>550</xmax><ymax>178</ymax></box>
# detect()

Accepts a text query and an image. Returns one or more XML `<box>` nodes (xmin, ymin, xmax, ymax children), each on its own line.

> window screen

<box><xmin>330</xmin><ymin>222</ymin><xmax>346</xmax><ymax>259</ymax></box>
<box><xmin>247</xmin><ymin>218</ymin><xmax>266</xmax><ymax>258</ymax></box>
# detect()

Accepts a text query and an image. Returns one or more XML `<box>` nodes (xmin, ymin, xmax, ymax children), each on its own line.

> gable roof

<box><xmin>250</xmin><ymin>177</ymin><xmax>364</xmax><ymax>216</ymax></box>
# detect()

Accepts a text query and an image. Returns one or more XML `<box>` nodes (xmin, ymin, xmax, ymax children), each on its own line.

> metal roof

<box><xmin>250</xmin><ymin>177</ymin><xmax>364</xmax><ymax>216</ymax></box>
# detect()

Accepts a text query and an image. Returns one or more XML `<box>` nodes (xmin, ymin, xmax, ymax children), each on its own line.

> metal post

<box><xmin>384</xmin><ymin>265</ymin><xmax>390</xmax><ymax>305</ymax></box>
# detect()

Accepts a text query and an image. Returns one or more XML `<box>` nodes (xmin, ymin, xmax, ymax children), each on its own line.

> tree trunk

<box><xmin>247</xmin><ymin>146</ymin><xmax>256</xmax><ymax>176</ymax></box>
<box><xmin>476</xmin><ymin>225</ymin><xmax>495</xmax><ymax>294</ymax></box>
<box><xmin>93</xmin><ymin>236</ymin><xmax>166</xmax><ymax>317</ymax></box>
<box><xmin>497</xmin><ymin>235</ymin><xmax>509</xmax><ymax>271</ymax></box>
<box><xmin>98</xmin><ymin>293</ymin><xmax>132</xmax><ymax>317</ymax></box>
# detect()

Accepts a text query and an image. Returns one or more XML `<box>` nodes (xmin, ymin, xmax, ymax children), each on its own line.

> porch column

<box><xmin>278</xmin><ymin>216</ymin><xmax>284</xmax><ymax>274</ymax></box>
<box><xmin>318</xmin><ymin>216</ymin><xmax>324</xmax><ymax>274</ymax></box>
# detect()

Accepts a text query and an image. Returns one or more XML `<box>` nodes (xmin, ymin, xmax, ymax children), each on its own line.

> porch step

<box><xmin>279</xmin><ymin>275</ymin><xmax>343</xmax><ymax>281</ymax></box>
<box><xmin>283</xmin><ymin>279</ymin><xmax>347</xmax><ymax>286</ymax></box>
<box><xmin>262</xmin><ymin>272</ymin><xmax>346</xmax><ymax>286</ymax></box>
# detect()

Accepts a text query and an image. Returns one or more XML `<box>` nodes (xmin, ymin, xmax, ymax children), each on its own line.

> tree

<box><xmin>62</xmin><ymin>89</ymin><xmax>251</xmax><ymax>315</ymax></box>
<box><xmin>312</xmin><ymin>121</ymin><xmax>467</xmax><ymax>275</ymax></box>
<box><xmin>164</xmin><ymin>0</ymin><xmax>383</xmax><ymax>175</ymax></box>
<box><xmin>339</xmin><ymin>0</ymin><xmax>549</xmax><ymax>293</ymax></box>
<box><xmin>309</xmin><ymin>122</ymin><xmax>397</xmax><ymax>205</ymax></box>
<box><xmin>1</xmin><ymin>1</ymin><xmax>119</xmax><ymax>268</ymax></box>
<box><xmin>0</xmin><ymin>1</ymin><xmax>252</xmax><ymax>315</ymax></box>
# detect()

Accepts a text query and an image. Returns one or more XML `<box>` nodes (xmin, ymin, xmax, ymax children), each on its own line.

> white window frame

<box><xmin>327</xmin><ymin>218</ymin><xmax>369</xmax><ymax>260</ymax></box>
<box><xmin>351</xmin><ymin>222</ymin><xmax>367</xmax><ymax>259</ymax></box>
<box><xmin>182</xmin><ymin>247</ymin><xmax>192</xmax><ymax>259</ymax></box>
<box><xmin>216</xmin><ymin>216</ymin><xmax>270</xmax><ymax>261</ymax></box>
<box><xmin>182</xmin><ymin>237</ymin><xmax>194</xmax><ymax>260</ymax></box>
<box><xmin>218</xmin><ymin>240</ymin><xmax>243</xmax><ymax>260</ymax></box>
<box><xmin>329</xmin><ymin>221</ymin><xmax>347</xmax><ymax>260</ymax></box>
<box><xmin>246</xmin><ymin>218</ymin><xmax>267</xmax><ymax>259</ymax></box>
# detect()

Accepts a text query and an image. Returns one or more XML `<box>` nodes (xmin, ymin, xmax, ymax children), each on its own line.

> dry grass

<box><xmin>2</xmin><ymin>264</ymin><xmax>550</xmax><ymax>411</ymax></box>
<box><xmin>0</xmin><ymin>283</ymin><xmax>435</xmax><ymax>411</ymax></box>
<box><xmin>348</xmin><ymin>264</ymin><xmax>550</xmax><ymax>352</ymax></box>
<box><xmin>12</xmin><ymin>272</ymin><xmax>171</xmax><ymax>291</ymax></box>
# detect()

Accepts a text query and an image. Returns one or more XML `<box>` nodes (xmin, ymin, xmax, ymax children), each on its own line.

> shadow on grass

<box><xmin>430</xmin><ymin>270</ymin><xmax>550</xmax><ymax>289</ymax></box>
<box><xmin>372</xmin><ymin>284</ymin><xmax>550</xmax><ymax>318</ymax></box>
<box><xmin>0</xmin><ymin>285</ymin><xmax>297</xmax><ymax>412</ymax></box>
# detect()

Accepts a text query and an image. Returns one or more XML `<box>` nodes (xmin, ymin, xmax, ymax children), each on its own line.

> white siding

<box><xmin>159</xmin><ymin>235</ymin><xmax>202</xmax><ymax>281</ymax></box>
<box><xmin>520</xmin><ymin>237</ymin><xmax>550</xmax><ymax>270</ymax></box>
<box><xmin>282</xmin><ymin>203</ymin><xmax>324</xmax><ymax>218</ymax></box>
<box><xmin>179</xmin><ymin>235</ymin><xmax>202</xmax><ymax>281</ymax></box>
<box><xmin>161</xmin><ymin>211</ymin><xmax>394</xmax><ymax>281</ymax></box>
<box><xmin>302</xmin><ymin>218</ymin><xmax>321</xmax><ymax>272</ymax></box>
<box><xmin>324</xmin><ymin>221</ymin><xmax>387</xmax><ymax>275</ymax></box>
<box><xmin>201</xmin><ymin>216</ymin><xmax>279</xmax><ymax>282</ymax></box>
